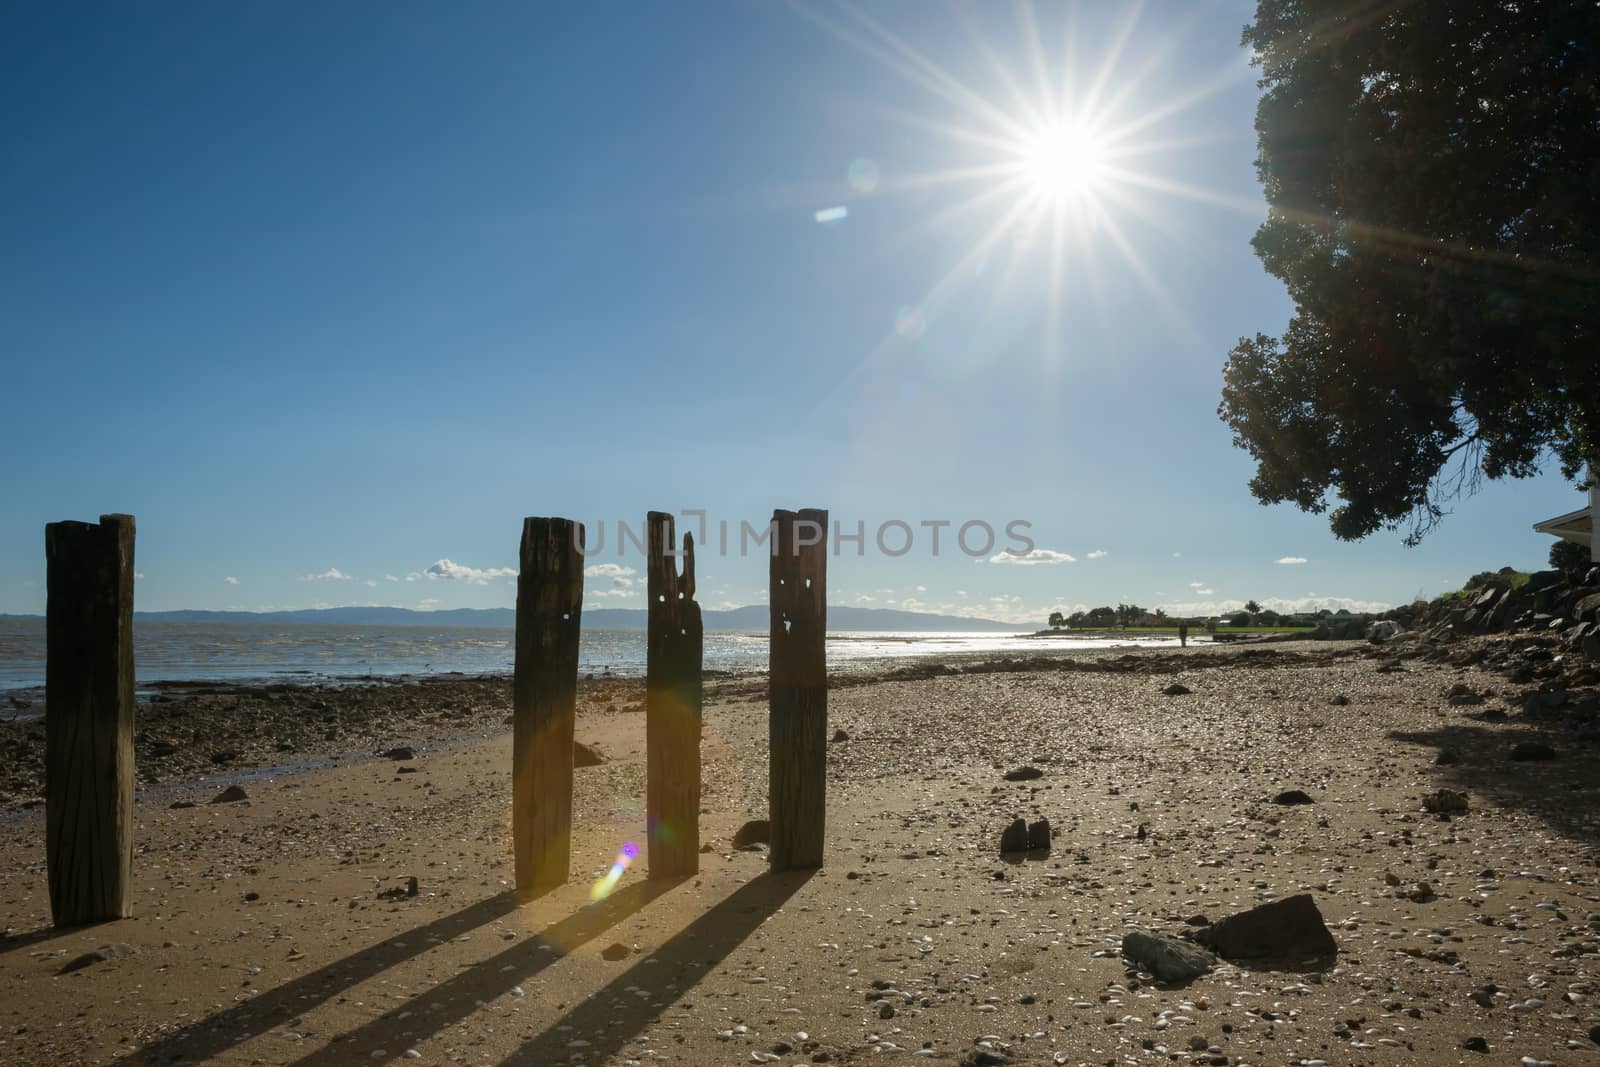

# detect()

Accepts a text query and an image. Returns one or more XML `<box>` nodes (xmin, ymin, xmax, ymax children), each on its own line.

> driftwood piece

<box><xmin>45</xmin><ymin>513</ymin><xmax>136</xmax><ymax>926</ymax></box>
<box><xmin>512</xmin><ymin>517</ymin><xmax>584</xmax><ymax>896</ymax></box>
<box><xmin>646</xmin><ymin>512</ymin><xmax>702</xmax><ymax>877</ymax></box>
<box><xmin>768</xmin><ymin>507</ymin><xmax>828</xmax><ymax>870</ymax></box>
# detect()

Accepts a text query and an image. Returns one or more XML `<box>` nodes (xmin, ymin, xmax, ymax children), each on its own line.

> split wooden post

<box><xmin>45</xmin><ymin>513</ymin><xmax>137</xmax><ymax>926</ymax></box>
<box><xmin>768</xmin><ymin>507</ymin><xmax>828</xmax><ymax>871</ymax></box>
<box><xmin>512</xmin><ymin>517</ymin><xmax>584</xmax><ymax>896</ymax></box>
<box><xmin>646</xmin><ymin>512</ymin><xmax>703</xmax><ymax>878</ymax></box>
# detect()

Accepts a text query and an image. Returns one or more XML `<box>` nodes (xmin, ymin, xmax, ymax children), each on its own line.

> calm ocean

<box><xmin>0</xmin><ymin>618</ymin><xmax>1177</xmax><ymax>692</ymax></box>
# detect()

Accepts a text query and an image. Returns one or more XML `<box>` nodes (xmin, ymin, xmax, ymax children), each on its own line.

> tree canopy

<box><xmin>1220</xmin><ymin>0</ymin><xmax>1599</xmax><ymax>544</ymax></box>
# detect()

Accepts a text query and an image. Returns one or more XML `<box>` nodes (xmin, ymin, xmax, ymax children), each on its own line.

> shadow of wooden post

<box><xmin>512</xmin><ymin>517</ymin><xmax>584</xmax><ymax>897</ymax></box>
<box><xmin>646</xmin><ymin>512</ymin><xmax>702</xmax><ymax>878</ymax></box>
<box><xmin>768</xmin><ymin>507</ymin><xmax>827</xmax><ymax>871</ymax></box>
<box><xmin>45</xmin><ymin>513</ymin><xmax>136</xmax><ymax>926</ymax></box>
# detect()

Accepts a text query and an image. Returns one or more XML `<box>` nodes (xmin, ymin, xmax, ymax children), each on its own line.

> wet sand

<box><xmin>1</xmin><ymin>638</ymin><xmax>1597</xmax><ymax>1065</ymax></box>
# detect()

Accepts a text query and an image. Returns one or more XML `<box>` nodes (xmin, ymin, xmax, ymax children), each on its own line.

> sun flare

<box><xmin>1019</xmin><ymin>122</ymin><xmax>1108</xmax><ymax>200</ymax></box>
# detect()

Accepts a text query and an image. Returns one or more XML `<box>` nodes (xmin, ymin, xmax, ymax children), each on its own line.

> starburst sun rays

<box><xmin>793</xmin><ymin>0</ymin><xmax>1261</xmax><ymax>366</ymax></box>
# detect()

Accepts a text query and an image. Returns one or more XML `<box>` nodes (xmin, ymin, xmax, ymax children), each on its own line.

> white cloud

<box><xmin>588</xmin><ymin>587</ymin><xmax>639</xmax><ymax>600</ymax></box>
<box><xmin>988</xmin><ymin>548</ymin><xmax>1076</xmax><ymax>565</ymax></box>
<box><xmin>134</xmin><ymin>572</ymin><xmax>145</xmax><ymax>581</ymax></box>
<box><xmin>1155</xmin><ymin>594</ymin><xmax>1393</xmax><ymax>616</ymax></box>
<box><xmin>385</xmin><ymin>574</ymin><xmax>399</xmax><ymax>582</ymax></box>
<box><xmin>366</xmin><ymin>579</ymin><xmax>378</xmax><ymax>588</ymax></box>
<box><xmin>224</xmin><ymin>576</ymin><xmax>239</xmax><ymax>585</ymax></box>
<box><xmin>587</xmin><ymin>565</ymin><xmax>636</xmax><ymax>591</ymax></box>
<box><xmin>1276</xmin><ymin>556</ymin><xmax>1309</xmax><ymax>565</ymax></box>
<box><xmin>1188</xmin><ymin>581</ymin><xmax>1207</xmax><ymax>589</ymax></box>
<box><xmin>425</xmin><ymin>559</ymin><xmax>515</xmax><ymax>585</ymax></box>
<box><xmin>299</xmin><ymin>568</ymin><xmax>352</xmax><ymax>582</ymax></box>
<box><xmin>415</xmin><ymin>598</ymin><xmax>440</xmax><ymax>611</ymax></box>
<box><xmin>915</xmin><ymin>584</ymin><xmax>927</xmax><ymax>592</ymax></box>
<box><xmin>1171</xmin><ymin>552</ymin><xmax>1182</xmax><ymax>558</ymax></box>
<box><xmin>1086</xmin><ymin>549</ymin><xmax>1108</xmax><ymax>559</ymax></box>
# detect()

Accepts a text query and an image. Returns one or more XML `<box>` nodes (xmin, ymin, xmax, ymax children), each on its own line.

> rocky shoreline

<box><xmin>0</xmin><ymin>673</ymin><xmax>647</xmax><ymax>811</ymax></box>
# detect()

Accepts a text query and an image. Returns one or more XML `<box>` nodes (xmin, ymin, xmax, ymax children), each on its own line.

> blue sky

<box><xmin>1</xmin><ymin>1</ymin><xmax>1586</xmax><ymax>625</ymax></box>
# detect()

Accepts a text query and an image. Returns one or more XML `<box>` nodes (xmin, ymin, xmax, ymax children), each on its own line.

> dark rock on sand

<box><xmin>1273</xmin><ymin>789</ymin><xmax>1314</xmax><ymax>805</ymax></box>
<box><xmin>600</xmin><ymin>942</ymin><xmax>630</xmax><ymax>961</ymax></box>
<box><xmin>1510</xmin><ymin>741</ymin><xmax>1556</xmax><ymax>761</ymax></box>
<box><xmin>1162</xmin><ymin>683</ymin><xmax>1192</xmax><ymax>696</ymax></box>
<box><xmin>58</xmin><ymin>944</ymin><xmax>133</xmax><ymax>975</ymax></box>
<box><xmin>1026</xmin><ymin>818</ymin><xmax>1051</xmax><ymax>852</ymax></box>
<box><xmin>382</xmin><ymin>746</ymin><xmax>415</xmax><ymax>760</ymax></box>
<box><xmin>1122</xmin><ymin>930</ymin><xmax>1216</xmax><ymax>983</ymax></box>
<box><xmin>1422</xmin><ymin>789</ymin><xmax>1469</xmax><ymax>813</ymax></box>
<box><xmin>573</xmin><ymin>741</ymin><xmax>606</xmax><ymax>768</ymax></box>
<box><xmin>732</xmin><ymin>819</ymin><xmax>771</xmax><ymax>849</ymax></box>
<box><xmin>1192</xmin><ymin>893</ymin><xmax>1337</xmax><ymax>960</ymax></box>
<box><xmin>209</xmin><ymin>785</ymin><xmax>249</xmax><ymax>804</ymax></box>
<box><xmin>1462</xmin><ymin>1036</ymin><xmax>1489</xmax><ymax>1052</ymax></box>
<box><xmin>149</xmin><ymin>740</ymin><xmax>178</xmax><ymax>757</ymax></box>
<box><xmin>999</xmin><ymin>818</ymin><xmax>1029</xmax><ymax>854</ymax></box>
<box><xmin>831</xmin><ymin>728</ymin><xmax>849</xmax><ymax>742</ymax></box>
<box><xmin>1002</xmin><ymin>765</ymin><xmax>1043</xmax><ymax>782</ymax></box>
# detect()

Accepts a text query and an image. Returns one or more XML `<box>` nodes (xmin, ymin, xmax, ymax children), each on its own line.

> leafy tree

<box><xmin>1550</xmin><ymin>539</ymin><xmax>1589</xmax><ymax>578</ymax></box>
<box><xmin>1256</xmin><ymin>608</ymin><xmax>1281</xmax><ymax>626</ymax></box>
<box><xmin>1084</xmin><ymin>606</ymin><xmax>1118</xmax><ymax>627</ymax></box>
<box><xmin>1047</xmin><ymin>610</ymin><xmax>1066</xmax><ymax>630</ymax></box>
<box><xmin>1220</xmin><ymin>1</ymin><xmax>1600</xmax><ymax>545</ymax></box>
<box><xmin>1231</xmin><ymin>612</ymin><xmax>1252</xmax><ymax>627</ymax></box>
<box><xmin>1244</xmin><ymin>599</ymin><xmax>1262</xmax><ymax>618</ymax></box>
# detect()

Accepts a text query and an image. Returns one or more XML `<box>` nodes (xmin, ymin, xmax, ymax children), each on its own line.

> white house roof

<box><xmin>1533</xmin><ymin>505</ymin><xmax>1593</xmax><ymax>546</ymax></box>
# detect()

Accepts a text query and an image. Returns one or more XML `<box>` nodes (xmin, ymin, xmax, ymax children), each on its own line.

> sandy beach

<box><xmin>2</xmin><ymin>637</ymin><xmax>1598</xmax><ymax>1066</ymax></box>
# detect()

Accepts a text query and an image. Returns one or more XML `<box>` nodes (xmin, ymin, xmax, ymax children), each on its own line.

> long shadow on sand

<box><xmin>1388</xmin><ymin>717</ymin><xmax>1600</xmax><ymax>843</ymax></box>
<box><xmin>286</xmin><ymin>876</ymin><xmax>688</xmax><ymax>1066</ymax></box>
<box><xmin>0</xmin><ymin>920</ymin><xmax>107</xmax><ymax>958</ymax></box>
<box><xmin>498</xmin><ymin>870</ymin><xmax>813</xmax><ymax>1067</ymax></box>
<box><xmin>125</xmin><ymin>889</ymin><xmax>527</xmax><ymax>1065</ymax></box>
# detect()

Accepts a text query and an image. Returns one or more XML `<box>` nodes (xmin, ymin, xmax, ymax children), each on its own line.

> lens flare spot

<box><xmin>814</xmin><ymin>205</ymin><xmax>849</xmax><ymax>225</ymax></box>
<box><xmin>589</xmin><ymin>841</ymin><xmax>639</xmax><ymax>902</ymax></box>
<box><xmin>848</xmin><ymin>158</ymin><xmax>880</xmax><ymax>193</ymax></box>
<box><xmin>895</xmin><ymin>305</ymin><xmax>926</xmax><ymax>339</ymax></box>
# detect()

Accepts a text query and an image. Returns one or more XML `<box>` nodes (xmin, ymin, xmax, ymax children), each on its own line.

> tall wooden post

<box><xmin>646</xmin><ymin>512</ymin><xmax>702</xmax><ymax>878</ymax></box>
<box><xmin>512</xmin><ymin>517</ymin><xmax>584</xmax><ymax>897</ymax></box>
<box><xmin>45</xmin><ymin>513</ymin><xmax>136</xmax><ymax>926</ymax></box>
<box><xmin>768</xmin><ymin>507</ymin><xmax>828</xmax><ymax>871</ymax></box>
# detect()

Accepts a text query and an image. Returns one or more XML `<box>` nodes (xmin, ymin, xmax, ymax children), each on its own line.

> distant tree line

<box><xmin>1046</xmin><ymin>600</ymin><xmax>1354</xmax><ymax>630</ymax></box>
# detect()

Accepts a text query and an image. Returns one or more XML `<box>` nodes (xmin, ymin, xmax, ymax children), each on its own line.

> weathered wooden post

<box><xmin>45</xmin><ymin>513</ymin><xmax>136</xmax><ymax>926</ymax></box>
<box><xmin>768</xmin><ymin>507</ymin><xmax>828</xmax><ymax>871</ymax></box>
<box><xmin>646</xmin><ymin>512</ymin><xmax>702</xmax><ymax>878</ymax></box>
<box><xmin>512</xmin><ymin>517</ymin><xmax>584</xmax><ymax>897</ymax></box>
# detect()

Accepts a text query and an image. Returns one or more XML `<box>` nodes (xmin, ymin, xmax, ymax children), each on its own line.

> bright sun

<box><xmin>1019</xmin><ymin>122</ymin><xmax>1108</xmax><ymax>199</ymax></box>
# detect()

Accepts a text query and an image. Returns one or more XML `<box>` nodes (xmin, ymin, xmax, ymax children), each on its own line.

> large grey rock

<box><xmin>1367</xmin><ymin>620</ymin><xmax>1404</xmax><ymax>643</ymax></box>
<box><xmin>1193</xmin><ymin>893</ymin><xmax>1337</xmax><ymax>960</ymax></box>
<box><xmin>1578</xmin><ymin>592</ymin><xmax>1600</xmax><ymax>624</ymax></box>
<box><xmin>1122</xmin><ymin>930</ymin><xmax>1216</xmax><ymax>983</ymax></box>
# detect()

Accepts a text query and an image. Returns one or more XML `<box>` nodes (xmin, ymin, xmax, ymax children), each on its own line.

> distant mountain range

<box><xmin>0</xmin><ymin>604</ymin><xmax>1022</xmax><ymax>633</ymax></box>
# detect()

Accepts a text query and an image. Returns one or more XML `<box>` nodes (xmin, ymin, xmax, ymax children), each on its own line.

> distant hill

<box><xmin>2</xmin><ymin>605</ymin><xmax>1021</xmax><ymax>633</ymax></box>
